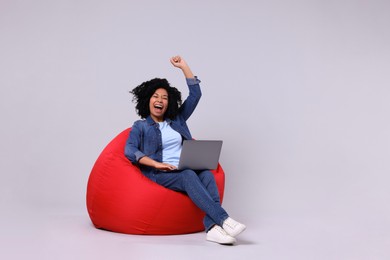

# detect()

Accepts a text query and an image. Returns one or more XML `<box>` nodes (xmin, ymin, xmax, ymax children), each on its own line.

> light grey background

<box><xmin>1</xmin><ymin>0</ymin><xmax>389</xmax><ymax>259</ymax></box>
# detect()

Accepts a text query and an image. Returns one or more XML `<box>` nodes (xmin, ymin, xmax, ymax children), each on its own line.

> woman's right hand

<box><xmin>154</xmin><ymin>162</ymin><xmax>178</xmax><ymax>172</ymax></box>
<box><xmin>139</xmin><ymin>156</ymin><xmax>177</xmax><ymax>171</ymax></box>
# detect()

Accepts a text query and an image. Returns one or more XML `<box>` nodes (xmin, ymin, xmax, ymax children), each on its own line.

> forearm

<box><xmin>138</xmin><ymin>156</ymin><xmax>158</xmax><ymax>168</ymax></box>
<box><xmin>181</xmin><ymin>65</ymin><xmax>194</xmax><ymax>79</ymax></box>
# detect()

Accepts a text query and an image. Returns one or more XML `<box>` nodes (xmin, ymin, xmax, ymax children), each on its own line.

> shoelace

<box><xmin>224</xmin><ymin>219</ymin><xmax>237</xmax><ymax>229</ymax></box>
<box><xmin>215</xmin><ymin>226</ymin><xmax>227</xmax><ymax>235</ymax></box>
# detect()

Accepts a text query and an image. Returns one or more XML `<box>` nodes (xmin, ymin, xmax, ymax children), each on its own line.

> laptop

<box><xmin>177</xmin><ymin>140</ymin><xmax>223</xmax><ymax>170</ymax></box>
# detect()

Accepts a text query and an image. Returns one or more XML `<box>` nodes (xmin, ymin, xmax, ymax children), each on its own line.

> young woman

<box><xmin>125</xmin><ymin>56</ymin><xmax>246</xmax><ymax>245</ymax></box>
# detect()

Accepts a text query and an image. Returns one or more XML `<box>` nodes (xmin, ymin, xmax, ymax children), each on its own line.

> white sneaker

<box><xmin>222</xmin><ymin>217</ymin><xmax>246</xmax><ymax>237</ymax></box>
<box><xmin>206</xmin><ymin>225</ymin><xmax>236</xmax><ymax>245</ymax></box>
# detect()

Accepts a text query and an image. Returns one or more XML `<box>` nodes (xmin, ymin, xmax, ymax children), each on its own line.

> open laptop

<box><xmin>177</xmin><ymin>140</ymin><xmax>223</xmax><ymax>170</ymax></box>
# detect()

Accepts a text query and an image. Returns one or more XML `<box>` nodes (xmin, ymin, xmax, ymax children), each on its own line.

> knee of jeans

<box><xmin>199</xmin><ymin>170</ymin><xmax>215</xmax><ymax>183</ymax></box>
<box><xmin>180</xmin><ymin>170</ymin><xmax>200</xmax><ymax>186</ymax></box>
<box><xmin>181</xmin><ymin>169</ymin><xmax>197</xmax><ymax>179</ymax></box>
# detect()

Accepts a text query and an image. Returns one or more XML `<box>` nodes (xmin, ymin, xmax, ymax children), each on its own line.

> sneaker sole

<box><xmin>206</xmin><ymin>237</ymin><xmax>236</xmax><ymax>245</ymax></box>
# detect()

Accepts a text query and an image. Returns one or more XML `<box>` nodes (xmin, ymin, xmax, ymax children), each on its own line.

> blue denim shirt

<box><xmin>125</xmin><ymin>77</ymin><xmax>202</xmax><ymax>179</ymax></box>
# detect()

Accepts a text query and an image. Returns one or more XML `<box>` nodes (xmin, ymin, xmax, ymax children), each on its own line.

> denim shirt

<box><xmin>125</xmin><ymin>77</ymin><xmax>202</xmax><ymax>179</ymax></box>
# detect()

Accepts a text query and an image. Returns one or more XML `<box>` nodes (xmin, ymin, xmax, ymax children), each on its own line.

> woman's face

<box><xmin>149</xmin><ymin>88</ymin><xmax>168</xmax><ymax>122</ymax></box>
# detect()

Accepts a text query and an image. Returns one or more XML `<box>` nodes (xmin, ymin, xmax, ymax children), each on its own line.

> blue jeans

<box><xmin>153</xmin><ymin>169</ymin><xmax>229</xmax><ymax>232</ymax></box>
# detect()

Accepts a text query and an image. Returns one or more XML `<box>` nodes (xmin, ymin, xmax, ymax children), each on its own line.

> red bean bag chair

<box><xmin>86</xmin><ymin>128</ymin><xmax>225</xmax><ymax>235</ymax></box>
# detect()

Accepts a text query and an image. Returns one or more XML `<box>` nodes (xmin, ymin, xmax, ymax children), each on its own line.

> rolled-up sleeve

<box><xmin>186</xmin><ymin>76</ymin><xmax>201</xmax><ymax>86</ymax></box>
<box><xmin>179</xmin><ymin>76</ymin><xmax>202</xmax><ymax>121</ymax></box>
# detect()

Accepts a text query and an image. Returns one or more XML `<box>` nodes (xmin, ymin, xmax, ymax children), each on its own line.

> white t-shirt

<box><xmin>158</xmin><ymin>121</ymin><xmax>182</xmax><ymax>167</ymax></box>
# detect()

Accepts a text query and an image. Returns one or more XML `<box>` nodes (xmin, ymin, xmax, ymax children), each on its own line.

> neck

<box><xmin>151</xmin><ymin>115</ymin><xmax>164</xmax><ymax>122</ymax></box>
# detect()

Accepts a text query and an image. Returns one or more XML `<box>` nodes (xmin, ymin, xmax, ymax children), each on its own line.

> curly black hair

<box><xmin>130</xmin><ymin>78</ymin><xmax>182</xmax><ymax>120</ymax></box>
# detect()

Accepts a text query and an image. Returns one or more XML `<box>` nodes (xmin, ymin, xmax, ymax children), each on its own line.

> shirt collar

<box><xmin>146</xmin><ymin>116</ymin><xmax>156</xmax><ymax>125</ymax></box>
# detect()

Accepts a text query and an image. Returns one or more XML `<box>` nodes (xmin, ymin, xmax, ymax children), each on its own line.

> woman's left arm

<box><xmin>170</xmin><ymin>56</ymin><xmax>201</xmax><ymax>121</ymax></box>
<box><xmin>170</xmin><ymin>56</ymin><xmax>194</xmax><ymax>79</ymax></box>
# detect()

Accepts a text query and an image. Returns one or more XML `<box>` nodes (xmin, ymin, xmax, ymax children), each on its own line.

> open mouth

<box><xmin>154</xmin><ymin>104</ymin><xmax>163</xmax><ymax>112</ymax></box>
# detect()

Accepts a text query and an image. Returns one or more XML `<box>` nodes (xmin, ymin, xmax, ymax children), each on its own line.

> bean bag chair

<box><xmin>86</xmin><ymin>128</ymin><xmax>225</xmax><ymax>235</ymax></box>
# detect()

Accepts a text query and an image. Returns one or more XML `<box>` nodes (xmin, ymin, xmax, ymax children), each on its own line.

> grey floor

<box><xmin>2</xmin><ymin>206</ymin><xmax>389</xmax><ymax>260</ymax></box>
